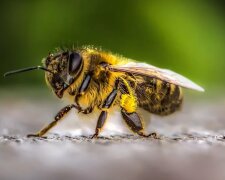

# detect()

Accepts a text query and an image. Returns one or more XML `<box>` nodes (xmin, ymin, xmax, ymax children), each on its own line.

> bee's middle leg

<box><xmin>91</xmin><ymin>82</ymin><xmax>119</xmax><ymax>138</ymax></box>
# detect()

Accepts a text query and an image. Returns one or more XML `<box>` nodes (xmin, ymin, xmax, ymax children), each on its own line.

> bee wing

<box><xmin>109</xmin><ymin>62</ymin><xmax>204</xmax><ymax>92</ymax></box>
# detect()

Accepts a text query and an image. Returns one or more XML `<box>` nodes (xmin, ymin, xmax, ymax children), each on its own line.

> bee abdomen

<box><xmin>156</xmin><ymin>83</ymin><xmax>183</xmax><ymax>115</ymax></box>
<box><xmin>136</xmin><ymin>78</ymin><xmax>183</xmax><ymax>115</ymax></box>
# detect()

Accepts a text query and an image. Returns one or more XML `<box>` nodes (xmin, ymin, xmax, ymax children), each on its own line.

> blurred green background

<box><xmin>0</xmin><ymin>0</ymin><xmax>225</xmax><ymax>93</ymax></box>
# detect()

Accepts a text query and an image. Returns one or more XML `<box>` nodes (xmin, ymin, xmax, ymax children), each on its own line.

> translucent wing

<box><xmin>109</xmin><ymin>62</ymin><xmax>204</xmax><ymax>92</ymax></box>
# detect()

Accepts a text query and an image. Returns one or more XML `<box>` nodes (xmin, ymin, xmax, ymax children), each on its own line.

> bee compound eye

<box><xmin>68</xmin><ymin>52</ymin><xmax>83</xmax><ymax>76</ymax></box>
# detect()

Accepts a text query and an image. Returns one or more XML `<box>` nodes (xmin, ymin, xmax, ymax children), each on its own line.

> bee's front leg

<box><xmin>79</xmin><ymin>105</ymin><xmax>94</xmax><ymax>114</ymax></box>
<box><xmin>74</xmin><ymin>73</ymin><xmax>92</xmax><ymax>110</ymax></box>
<box><xmin>27</xmin><ymin>104</ymin><xmax>79</xmax><ymax>138</ymax></box>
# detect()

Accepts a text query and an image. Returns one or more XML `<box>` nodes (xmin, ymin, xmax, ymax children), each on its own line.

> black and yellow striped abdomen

<box><xmin>134</xmin><ymin>77</ymin><xmax>183</xmax><ymax>115</ymax></box>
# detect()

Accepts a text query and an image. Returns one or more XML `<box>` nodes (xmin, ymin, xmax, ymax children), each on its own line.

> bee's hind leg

<box><xmin>27</xmin><ymin>104</ymin><xmax>79</xmax><ymax>138</ymax></box>
<box><xmin>121</xmin><ymin>109</ymin><xmax>158</xmax><ymax>139</ymax></box>
<box><xmin>119</xmin><ymin>77</ymin><xmax>159</xmax><ymax>139</ymax></box>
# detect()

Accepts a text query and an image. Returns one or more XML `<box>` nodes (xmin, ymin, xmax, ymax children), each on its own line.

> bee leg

<box><xmin>91</xmin><ymin>81</ymin><xmax>119</xmax><ymax>138</ymax></box>
<box><xmin>79</xmin><ymin>105</ymin><xmax>94</xmax><ymax>114</ymax></box>
<box><xmin>121</xmin><ymin>110</ymin><xmax>159</xmax><ymax>139</ymax></box>
<box><xmin>75</xmin><ymin>74</ymin><xmax>92</xmax><ymax>109</ymax></box>
<box><xmin>27</xmin><ymin>104</ymin><xmax>79</xmax><ymax>138</ymax></box>
<box><xmin>119</xmin><ymin>77</ymin><xmax>159</xmax><ymax>139</ymax></box>
<box><xmin>91</xmin><ymin>110</ymin><xmax>108</xmax><ymax>139</ymax></box>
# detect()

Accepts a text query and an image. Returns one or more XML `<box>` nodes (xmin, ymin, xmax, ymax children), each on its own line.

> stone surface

<box><xmin>0</xmin><ymin>91</ymin><xmax>225</xmax><ymax>180</ymax></box>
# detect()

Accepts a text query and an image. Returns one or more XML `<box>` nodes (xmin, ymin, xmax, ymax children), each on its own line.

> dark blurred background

<box><xmin>0</xmin><ymin>0</ymin><xmax>225</xmax><ymax>94</ymax></box>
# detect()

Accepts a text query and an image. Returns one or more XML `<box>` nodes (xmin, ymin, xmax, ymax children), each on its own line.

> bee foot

<box><xmin>147</xmin><ymin>132</ymin><xmax>161</xmax><ymax>139</ymax></box>
<box><xmin>90</xmin><ymin>133</ymin><xmax>99</xmax><ymax>139</ymax></box>
<box><xmin>138</xmin><ymin>132</ymin><xmax>160</xmax><ymax>139</ymax></box>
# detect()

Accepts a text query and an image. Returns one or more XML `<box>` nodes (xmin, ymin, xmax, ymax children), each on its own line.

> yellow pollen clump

<box><xmin>120</xmin><ymin>94</ymin><xmax>137</xmax><ymax>113</ymax></box>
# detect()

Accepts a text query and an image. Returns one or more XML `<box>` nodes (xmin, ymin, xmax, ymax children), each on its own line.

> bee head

<box><xmin>44</xmin><ymin>51</ymin><xmax>83</xmax><ymax>98</ymax></box>
<box><xmin>4</xmin><ymin>50</ymin><xmax>84</xmax><ymax>98</ymax></box>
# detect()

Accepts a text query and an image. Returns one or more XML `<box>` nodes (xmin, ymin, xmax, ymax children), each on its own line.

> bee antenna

<box><xmin>4</xmin><ymin>66</ymin><xmax>54</xmax><ymax>77</ymax></box>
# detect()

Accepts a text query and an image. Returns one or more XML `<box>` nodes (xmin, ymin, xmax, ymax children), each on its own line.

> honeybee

<box><xmin>4</xmin><ymin>46</ymin><xmax>204</xmax><ymax>138</ymax></box>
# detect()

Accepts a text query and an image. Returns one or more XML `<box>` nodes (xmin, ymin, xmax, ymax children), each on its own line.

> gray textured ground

<box><xmin>0</xmin><ymin>90</ymin><xmax>225</xmax><ymax>180</ymax></box>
